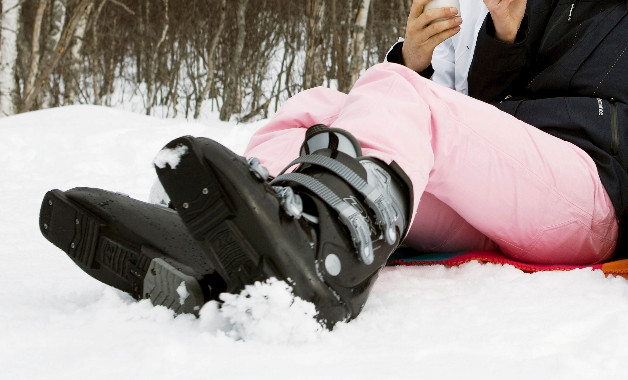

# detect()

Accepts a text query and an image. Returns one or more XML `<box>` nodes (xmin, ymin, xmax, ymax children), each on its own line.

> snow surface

<box><xmin>2</xmin><ymin>105</ymin><xmax>628</xmax><ymax>379</ymax></box>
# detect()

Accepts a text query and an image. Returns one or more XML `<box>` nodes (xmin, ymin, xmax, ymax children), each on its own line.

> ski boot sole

<box><xmin>39</xmin><ymin>189</ymin><xmax>206</xmax><ymax>315</ymax></box>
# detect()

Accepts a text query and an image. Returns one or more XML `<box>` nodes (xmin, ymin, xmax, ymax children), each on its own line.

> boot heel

<box><xmin>144</xmin><ymin>258</ymin><xmax>205</xmax><ymax>315</ymax></box>
<box><xmin>40</xmin><ymin>189</ymin><xmax>102</xmax><ymax>269</ymax></box>
<box><xmin>154</xmin><ymin>137</ymin><xmax>235</xmax><ymax>241</ymax></box>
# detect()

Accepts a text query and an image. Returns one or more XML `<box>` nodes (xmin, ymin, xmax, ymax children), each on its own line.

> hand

<box><xmin>402</xmin><ymin>0</ymin><xmax>463</xmax><ymax>72</ymax></box>
<box><xmin>483</xmin><ymin>0</ymin><xmax>527</xmax><ymax>43</ymax></box>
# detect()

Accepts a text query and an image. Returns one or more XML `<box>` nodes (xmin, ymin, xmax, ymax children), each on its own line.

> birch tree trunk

<box><xmin>336</xmin><ymin>0</ymin><xmax>353</xmax><ymax>93</ymax></box>
<box><xmin>193</xmin><ymin>0</ymin><xmax>226</xmax><ymax>119</ymax></box>
<box><xmin>219</xmin><ymin>0</ymin><xmax>248</xmax><ymax>121</ymax></box>
<box><xmin>303</xmin><ymin>0</ymin><xmax>325</xmax><ymax>90</ymax></box>
<box><xmin>0</xmin><ymin>0</ymin><xmax>20</xmax><ymax>116</ymax></box>
<box><xmin>20</xmin><ymin>0</ymin><xmax>95</xmax><ymax>113</ymax></box>
<box><xmin>398</xmin><ymin>0</ymin><xmax>410</xmax><ymax>36</ymax></box>
<box><xmin>145</xmin><ymin>0</ymin><xmax>169</xmax><ymax>115</ymax></box>
<box><xmin>46</xmin><ymin>0</ymin><xmax>67</xmax><ymax>60</ymax></box>
<box><xmin>348</xmin><ymin>0</ymin><xmax>372</xmax><ymax>87</ymax></box>
<box><xmin>21</xmin><ymin>0</ymin><xmax>48</xmax><ymax>112</ymax></box>
<box><xmin>44</xmin><ymin>0</ymin><xmax>67</xmax><ymax>107</ymax></box>
<box><xmin>64</xmin><ymin>0</ymin><xmax>92</xmax><ymax>105</ymax></box>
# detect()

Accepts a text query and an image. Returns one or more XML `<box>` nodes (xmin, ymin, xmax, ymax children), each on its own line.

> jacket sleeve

<box><xmin>467</xmin><ymin>14</ymin><xmax>530</xmax><ymax>102</ymax></box>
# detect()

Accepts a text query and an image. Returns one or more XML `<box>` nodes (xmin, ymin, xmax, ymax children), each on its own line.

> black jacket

<box><xmin>468</xmin><ymin>0</ymin><xmax>628</xmax><ymax>258</ymax></box>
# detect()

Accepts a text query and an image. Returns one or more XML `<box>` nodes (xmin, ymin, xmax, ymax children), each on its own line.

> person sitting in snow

<box><xmin>39</xmin><ymin>0</ymin><xmax>627</xmax><ymax>328</ymax></box>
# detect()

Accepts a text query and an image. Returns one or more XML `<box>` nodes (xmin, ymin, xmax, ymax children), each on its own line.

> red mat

<box><xmin>386</xmin><ymin>248</ymin><xmax>628</xmax><ymax>279</ymax></box>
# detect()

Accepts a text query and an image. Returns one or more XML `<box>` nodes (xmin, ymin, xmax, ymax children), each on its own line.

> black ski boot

<box><xmin>155</xmin><ymin>126</ymin><xmax>411</xmax><ymax>327</ymax></box>
<box><xmin>39</xmin><ymin>188</ymin><xmax>226</xmax><ymax>314</ymax></box>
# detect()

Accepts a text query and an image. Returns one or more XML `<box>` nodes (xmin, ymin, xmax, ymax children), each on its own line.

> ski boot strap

<box><xmin>299</xmin><ymin>124</ymin><xmax>361</xmax><ymax>158</ymax></box>
<box><xmin>270</xmin><ymin>126</ymin><xmax>408</xmax><ymax>265</ymax></box>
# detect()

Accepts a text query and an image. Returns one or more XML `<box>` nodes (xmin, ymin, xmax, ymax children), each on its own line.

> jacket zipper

<box><xmin>610</xmin><ymin>98</ymin><xmax>619</xmax><ymax>157</ymax></box>
<box><xmin>568</xmin><ymin>2</ymin><xmax>576</xmax><ymax>23</ymax></box>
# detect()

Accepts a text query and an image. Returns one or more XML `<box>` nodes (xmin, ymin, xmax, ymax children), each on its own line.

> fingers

<box><xmin>419</xmin><ymin>7</ymin><xmax>460</xmax><ymax>28</ymax></box>
<box><xmin>483</xmin><ymin>0</ymin><xmax>527</xmax><ymax>42</ymax></box>
<box><xmin>484</xmin><ymin>0</ymin><xmax>526</xmax><ymax>11</ymax></box>
<box><xmin>409</xmin><ymin>0</ymin><xmax>432</xmax><ymax>19</ymax></box>
<box><xmin>407</xmin><ymin>11</ymin><xmax>462</xmax><ymax>38</ymax></box>
<box><xmin>403</xmin><ymin>0</ymin><xmax>462</xmax><ymax>72</ymax></box>
<box><xmin>409</xmin><ymin>0</ymin><xmax>460</xmax><ymax>23</ymax></box>
<box><xmin>422</xmin><ymin>17</ymin><xmax>462</xmax><ymax>49</ymax></box>
<box><xmin>427</xmin><ymin>22</ymin><xmax>461</xmax><ymax>47</ymax></box>
<box><xmin>425</xmin><ymin>11</ymin><xmax>462</xmax><ymax>29</ymax></box>
<box><xmin>402</xmin><ymin>15</ymin><xmax>461</xmax><ymax>72</ymax></box>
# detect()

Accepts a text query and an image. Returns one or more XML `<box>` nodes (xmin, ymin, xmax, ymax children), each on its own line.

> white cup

<box><xmin>424</xmin><ymin>0</ymin><xmax>461</xmax><ymax>21</ymax></box>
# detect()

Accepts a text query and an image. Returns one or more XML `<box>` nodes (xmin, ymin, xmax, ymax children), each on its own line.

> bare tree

<box><xmin>144</xmin><ymin>0</ymin><xmax>168</xmax><ymax>115</ymax></box>
<box><xmin>84</xmin><ymin>0</ymin><xmax>133</xmax><ymax>106</ymax></box>
<box><xmin>0</xmin><ymin>0</ymin><xmax>21</xmax><ymax>116</ymax></box>
<box><xmin>45</xmin><ymin>0</ymin><xmax>68</xmax><ymax>106</ymax></box>
<box><xmin>348</xmin><ymin>0</ymin><xmax>372</xmax><ymax>87</ymax></box>
<box><xmin>4</xmin><ymin>0</ymin><xmax>411</xmax><ymax>122</ymax></box>
<box><xmin>303</xmin><ymin>0</ymin><xmax>325</xmax><ymax>90</ymax></box>
<box><xmin>19</xmin><ymin>0</ymin><xmax>95</xmax><ymax>113</ymax></box>
<box><xmin>398</xmin><ymin>0</ymin><xmax>411</xmax><ymax>36</ymax></box>
<box><xmin>335</xmin><ymin>0</ymin><xmax>354</xmax><ymax>93</ymax></box>
<box><xmin>238</xmin><ymin>0</ymin><xmax>285</xmax><ymax>122</ymax></box>
<box><xmin>21</xmin><ymin>0</ymin><xmax>47</xmax><ymax>112</ymax></box>
<box><xmin>219</xmin><ymin>0</ymin><xmax>248</xmax><ymax>121</ymax></box>
<box><xmin>193</xmin><ymin>0</ymin><xmax>226</xmax><ymax>119</ymax></box>
<box><xmin>62</xmin><ymin>0</ymin><xmax>90</xmax><ymax>105</ymax></box>
<box><xmin>276</xmin><ymin>0</ymin><xmax>303</xmax><ymax>103</ymax></box>
<box><xmin>44</xmin><ymin>1</ymin><xmax>66</xmax><ymax>65</ymax></box>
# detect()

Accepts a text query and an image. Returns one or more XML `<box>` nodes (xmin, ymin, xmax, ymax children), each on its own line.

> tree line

<box><xmin>0</xmin><ymin>0</ymin><xmax>411</xmax><ymax>122</ymax></box>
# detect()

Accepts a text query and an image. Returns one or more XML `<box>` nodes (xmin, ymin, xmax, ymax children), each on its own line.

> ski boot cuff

<box><xmin>270</xmin><ymin>127</ymin><xmax>410</xmax><ymax>266</ymax></box>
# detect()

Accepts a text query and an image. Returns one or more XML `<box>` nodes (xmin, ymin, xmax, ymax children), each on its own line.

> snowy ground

<box><xmin>2</xmin><ymin>105</ymin><xmax>628</xmax><ymax>380</ymax></box>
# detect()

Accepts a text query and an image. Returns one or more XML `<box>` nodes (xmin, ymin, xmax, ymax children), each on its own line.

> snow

<box><xmin>2</xmin><ymin>105</ymin><xmax>628</xmax><ymax>379</ymax></box>
<box><xmin>207</xmin><ymin>278</ymin><xmax>324</xmax><ymax>343</ymax></box>
<box><xmin>154</xmin><ymin>145</ymin><xmax>188</xmax><ymax>169</ymax></box>
<box><xmin>176</xmin><ymin>282</ymin><xmax>189</xmax><ymax>305</ymax></box>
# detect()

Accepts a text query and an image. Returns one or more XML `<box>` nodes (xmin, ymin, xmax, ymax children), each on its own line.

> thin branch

<box><xmin>107</xmin><ymin>0</ymin><xmax>134</xmax><ymax>15</ymax></box>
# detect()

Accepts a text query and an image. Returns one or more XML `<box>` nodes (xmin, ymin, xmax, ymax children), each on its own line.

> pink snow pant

<box><xmin>245</xmin><ymin>63</ymin><xmax>618</xmax><ymax>265</ymax></box>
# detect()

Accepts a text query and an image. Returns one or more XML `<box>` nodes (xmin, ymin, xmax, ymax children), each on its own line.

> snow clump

<box><xmin>198</xmin><ymin>278</ymin><xmax>325</xmax><ymax>343</ymax></box>
<box><xmin>176</xmin><ymin>281</ymin><xmax>189</xmax><ymax>305</ymax></box>
<box><xmin>153</xmin><ymin>144</ymin><xmax>188</xmax><ymax>169</ymax></box>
